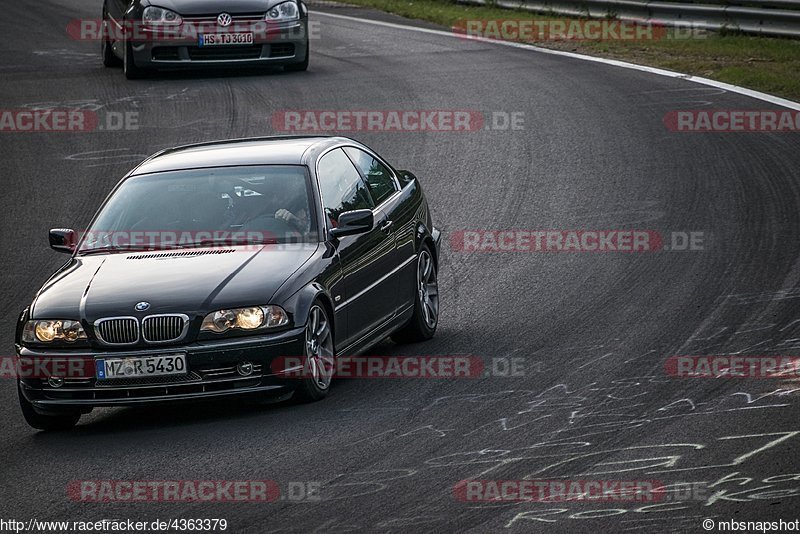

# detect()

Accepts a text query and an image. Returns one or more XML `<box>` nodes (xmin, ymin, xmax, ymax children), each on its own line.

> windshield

<box><xmin>79</xmin><ymin>165</ymin><xmax>318</xmax><ymax>252</ymax></box>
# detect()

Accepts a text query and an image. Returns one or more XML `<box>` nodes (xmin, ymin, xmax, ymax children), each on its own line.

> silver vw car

<box><xmin>101</xmin><ymin>0</ymin><xmax>310</xmax><ymax>78</ymax></box>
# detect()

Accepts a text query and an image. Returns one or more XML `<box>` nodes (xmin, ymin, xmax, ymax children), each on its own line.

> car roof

<box><xmin>130</xmin><ymin>136</ymin><xmax>352</xmax><ymax>175</ymax></box>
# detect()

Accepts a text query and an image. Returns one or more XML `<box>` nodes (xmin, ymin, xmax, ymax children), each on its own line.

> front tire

<box><xmin>293</xmin><ymin>302</ymin><xmax>335</xmax><ymax>402</ymax></box>
<box><xmin>284</xmin><ymin>44</ymin><xmax>309</xmax><ymax>72</ymax></box>
<box><xmin>18</xmin><ymin>384</ymin><xmax>80</xmax><ymax>431</ymax></box>
<box><xmin>124</xmin><ymin>37</ymin><xmax>147</xmax><ymax>79</ymax></box>
<box><xmin>392</xmin><ymin>244</ymin><xmax>439</xmax><ymax>343</ymax></box>
<box><xmin>101</xmin><ymin>10</ymin><xmax>122</xmax><ymax>67</ymax></box>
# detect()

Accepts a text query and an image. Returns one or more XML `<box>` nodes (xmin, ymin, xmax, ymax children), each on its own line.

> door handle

<box><xmin>380</xmin><ymin>220</ymin><xmax>393</xmax><ymax>233</ymax></box>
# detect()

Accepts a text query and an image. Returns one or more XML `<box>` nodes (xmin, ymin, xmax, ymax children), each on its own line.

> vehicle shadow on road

<box><xmin>33</xmin><ymin>394</ymin><xmax>297</xmax><ymax>437</ymax></box>
<box><xmin>114</xmin><ymin>66</ymin><xmax>313</xmax><ymax>81</ymax></box>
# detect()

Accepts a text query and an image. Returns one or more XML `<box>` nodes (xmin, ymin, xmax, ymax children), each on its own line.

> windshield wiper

<box><xmin>77</xmin><ymin>244</ymin><xmax>170</xmax><ymax>256</ymax></box>
<box><xmin>177</xmin><ymin>237</ymin><xmax>280</xmax><ymax>248</ymax></box>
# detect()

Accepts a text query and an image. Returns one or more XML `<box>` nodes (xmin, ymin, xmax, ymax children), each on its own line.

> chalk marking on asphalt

<box><xmin>312</xmin><ymin>11</ymin><xmax>800</xmax><ymax>112</ymax></box>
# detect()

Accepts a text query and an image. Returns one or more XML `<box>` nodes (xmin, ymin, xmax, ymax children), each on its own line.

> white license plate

<box><xmin>199</xmin><ymin>33</ymin><xmax>254</xmax><ymax>46</ymax></box>
<box><xmin>96</xmin><ymin>354</ymin><xmax>187</xmax><ymax>380</ymax></box>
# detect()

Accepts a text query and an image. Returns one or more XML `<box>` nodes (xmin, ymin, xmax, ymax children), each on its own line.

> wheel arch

<box><xmin>289</xmin><ymin>282</ymin><xmax>337</xmax><ymax>350</ymax></box>
<box><xmin>415</xmin><ymin>223</ymin><xmax>439</xmax><ymax>270</ymax></box>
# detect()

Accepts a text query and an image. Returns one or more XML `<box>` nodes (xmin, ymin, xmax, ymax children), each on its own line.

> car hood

<box><xmin>151</xmin><ymin>0</ymin><xmax>291</xmax><ymax>16</ymax></box>
<box><xmin>31</xmin><ymin>244</ymin><xmax>319</xmax><ymax>323</ymax></box>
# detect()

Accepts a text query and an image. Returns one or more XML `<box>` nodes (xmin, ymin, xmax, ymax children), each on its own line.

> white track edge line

<box><xmin>312</xmin><ymin>10</ymin><xmax>800</xmax><ymax>111</ymax></box>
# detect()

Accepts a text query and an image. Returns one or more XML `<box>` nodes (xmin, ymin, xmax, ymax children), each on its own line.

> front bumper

<box><xmin>129</xmin><ymin>20</ymin><xmax>308</xmax><ymax>69</ymax></box>
<box><xmin>18</xmin><ymin>326</ymin><xmax>306</xmax><ymax>412</ymax></box>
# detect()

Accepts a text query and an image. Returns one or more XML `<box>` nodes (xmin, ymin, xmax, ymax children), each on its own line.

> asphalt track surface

<box><xmin>2</xmin><ymin>1</ymin><xmax>800</xmax><ymax>532</ymax></box>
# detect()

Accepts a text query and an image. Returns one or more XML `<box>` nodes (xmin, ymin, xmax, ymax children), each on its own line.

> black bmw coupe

<box><xmin>16</xmin><ymin>136</ymin><xmax>441</xmax><ymax>430</ymax></box>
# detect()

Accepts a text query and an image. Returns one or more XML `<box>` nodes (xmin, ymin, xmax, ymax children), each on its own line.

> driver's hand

<box><xmin>275</xmin><ymin>209</ymin><xmax>300</xmax><ymax>226</ymax></box>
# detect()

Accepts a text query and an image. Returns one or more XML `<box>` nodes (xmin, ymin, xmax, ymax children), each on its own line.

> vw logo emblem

<box><xmin>217</xmin><ymin>13</ymin><xmax>232</xmax><ymax>26</ymax></box>
<box><xmin>135</xmin><ymin>302</ymin><xmax>151</xmax><ymax>311</ymax></box>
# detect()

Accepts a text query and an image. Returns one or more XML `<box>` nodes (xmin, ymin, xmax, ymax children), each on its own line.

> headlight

<box><xmin>266</xmin><ymin>1</ymin><xmax>299</xmax><ymax>21</ymax></box>
<box><xmin>142</xmin><ymin>6</ymin><xmax>183</xmax><ymax>26</ymax></box>
<box><xmin>22</xmin><ymin>320</ymin><xmax>87</xmax><ymax>343</ymax></box>
<box><xmin>200</xmin><ymin>306</ymin><xmax>289</xmax><ymax>334</ymax></box>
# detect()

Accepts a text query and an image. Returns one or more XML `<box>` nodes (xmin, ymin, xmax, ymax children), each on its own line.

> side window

<box><xmin>317</xmin><ymin>148</ymin><xmax>374</xmax><ymax>226</ymax></box>
<box><xmin>344</xmin><ymin>147</ymin><xmax>398</xmax><ymax>206</ymax></box>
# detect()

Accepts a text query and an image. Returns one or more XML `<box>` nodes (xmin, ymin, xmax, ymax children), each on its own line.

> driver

<box><xmin>274</xmin><ymin>178</ymin><xmax>310</xmax><ymax>233</ymax></box>
<box><xmin>275</xmin><ymin>207</ymin><xmax>308</xmax><ymax>232</ymax></box>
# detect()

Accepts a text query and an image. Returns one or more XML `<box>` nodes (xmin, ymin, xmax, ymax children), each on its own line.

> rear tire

<box><xmin>293</xmin><ymin>302</ymin><xmax>335</xmax><ymax>402</ymax></box>
<box><xmin>124</xmin><ymin>37</ymin><xmax>147</xmax><ymax>79</ymax></box>
<box><xmin>392</xmin><ymin>244</ymin><xmax>439</xmax><ymax>344</ymax></box>
<box><xmin>18</xmin><ymin>384</ymin><xmax>80</xmax><ymax>431</ymax></box>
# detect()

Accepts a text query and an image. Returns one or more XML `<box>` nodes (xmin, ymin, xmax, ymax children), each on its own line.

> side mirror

<box><xmin>49</xmin><ymin>228</ymin><xmax>77</xmax><ymax>253</ymax></box>
<box><xmin>396</xmin><ymin>170</ymin><xmax>416</xmax><ymax>185</ymax></box>
<box><xmin>330</xmin><ymin>210</ymin><xmax>374</xmax><ymax>238</ymax></box>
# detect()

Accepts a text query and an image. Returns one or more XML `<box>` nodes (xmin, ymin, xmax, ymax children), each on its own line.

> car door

<box><xmin>344</xmin><ymin>146</ymin><xmax>416</xmax><ymax>314</ymax></box>
<box><xmin>316</xmin><ymin>148</ymin><xmax>397</xmax><ymax>349</ymax></box>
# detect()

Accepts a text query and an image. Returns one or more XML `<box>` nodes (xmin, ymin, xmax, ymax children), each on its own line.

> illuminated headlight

<box><xmin>142</xmin><ymin>6</ymin><xmax>183</xmax><ymax>26</ymax></box>
<box><xmin>201</xmin><ymin>306</ymin><xmax>289</xmax><ymax>334</ymax></box>
<box><xmin>22</xmin><ymin>320</ymin><xmax>87</xmax><ymax>343</ymax></box>
<box><xmin>266</xmin><ymin>1</ymin><xmax>299</xmax><ymax>21</ymax></box>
